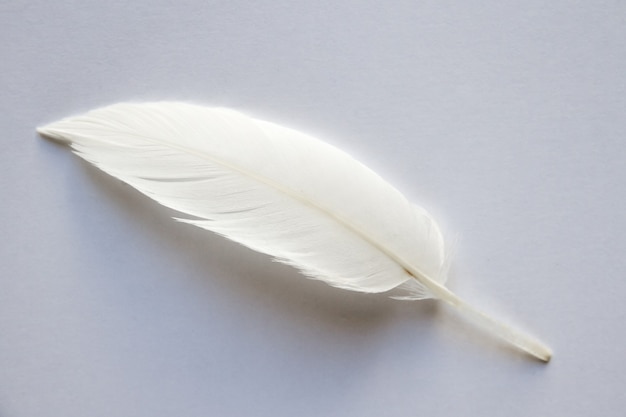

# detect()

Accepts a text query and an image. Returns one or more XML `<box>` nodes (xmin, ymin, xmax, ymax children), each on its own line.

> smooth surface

<box><xmin>2</xmin><ymin>1</ymin><xmax>625</xmax><ymax>416</ymax></box>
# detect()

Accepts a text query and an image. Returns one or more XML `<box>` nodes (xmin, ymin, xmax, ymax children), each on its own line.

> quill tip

<box><xmin>537</xmin><ymin>347</ymin><xmax>553</xmax><ymax>363</ymax></box>
<box><xmin>522</xmin><ymin>336</ymin><xmax>552</xmax><ymax>363</ymax></box>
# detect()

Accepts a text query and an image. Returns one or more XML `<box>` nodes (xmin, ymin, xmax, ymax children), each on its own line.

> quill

<box><xmin>38</xmin><ymin>102</ymin><xmax>551</xmax><ymax>362</ymax></box>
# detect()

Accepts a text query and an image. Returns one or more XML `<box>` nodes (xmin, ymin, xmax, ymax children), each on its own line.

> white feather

<box><xmin>38</xmin><ymin>102</ymin><xmax>551</xmax><ymax>361</ymax></box>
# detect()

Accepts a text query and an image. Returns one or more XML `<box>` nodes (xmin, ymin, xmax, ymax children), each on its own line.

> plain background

<box><xmin>2</xmin><ymin>1</ymin><xmax>625</xmax><ymax>416</ymax></box>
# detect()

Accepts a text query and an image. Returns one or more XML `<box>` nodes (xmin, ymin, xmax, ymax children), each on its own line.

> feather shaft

<box><xmin>430</xmin><ymin>283</ymin><xmax>552</xmax><ymax>361</ymax></box>
<box><xmin>394</xmin><ymin>255</ymin><xmax>551</xmax><ymax>361</ymax></box>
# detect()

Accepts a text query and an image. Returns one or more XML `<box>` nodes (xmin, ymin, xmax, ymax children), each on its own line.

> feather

<box><xmin>37</xmin><ymin>102</ymin><xmax>551</xmax><ymax>362</ymax></box>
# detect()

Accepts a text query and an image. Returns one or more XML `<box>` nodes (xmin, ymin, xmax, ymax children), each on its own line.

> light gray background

<box><xmin>2</xmin><ymin>1</ymin><xmax>625</xmax><ymax>416</ymax></box>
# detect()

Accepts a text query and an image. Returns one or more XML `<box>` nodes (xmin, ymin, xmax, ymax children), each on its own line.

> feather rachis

<box><xmin>38</xmin><ymin>103</ymin><xmax>443</xmax><ymax>295</ymax></box>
